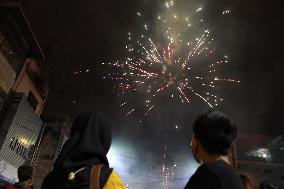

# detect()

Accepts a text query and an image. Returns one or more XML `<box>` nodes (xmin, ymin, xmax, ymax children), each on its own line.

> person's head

<box><xmin>240</xmin><ymin>174</ymin><xmax>253</xmax><ymax>189</ymax></box>
<box><xmin>54</xmin><ymin>112</ymin><xmax>112</xmax><ymax>169</ymax></box>
<box><xmin>260</xmin><ymin>181</ymin><xmax>278</xmax><ymax>189</ymax></box>
<box><xmin>18</xmin><ymin>164</ymin><xmax>33</xmax><ymax>183</ymax></box>
<box><xmin>191</xmin><ymin>109</ymin><xmax>237</xmax><ymax>163</ymax></box>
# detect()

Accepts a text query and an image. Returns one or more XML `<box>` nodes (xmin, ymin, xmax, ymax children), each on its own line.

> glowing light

<box><xmin>144</xmin><ymin>24</ymin><xmax>148</xmax><ymax>30</ymax></box>
<box><xmin>246</xmin><ymin>148</ymin><xmax>272</xmax><ymax>160</ymax></box>
<box><xmin>222</xmin><ymin>10</ymin><xmax>231</xmax><ymax>14</ymax></box>
<box><xmin>165</xmin><ymin>2</ymin><xmax>170</xmax><ymax>8</ymax></box>
<box><xmin>19</xmin><ymin>138</ymin><xmax>29</xmax><ymax>145</ymax></box>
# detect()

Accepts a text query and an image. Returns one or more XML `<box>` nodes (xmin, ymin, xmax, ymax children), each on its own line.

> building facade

<box><xmin>0</xmin><ymin>1</ymin><xmax>48</xmax><ymax>183</ymax></box>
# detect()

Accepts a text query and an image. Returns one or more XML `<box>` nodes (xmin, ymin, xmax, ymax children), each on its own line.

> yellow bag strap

<box><xmin>90</xmin><ymin>164</ymin><xmax>103</xmax><ymax>189</ymax></box>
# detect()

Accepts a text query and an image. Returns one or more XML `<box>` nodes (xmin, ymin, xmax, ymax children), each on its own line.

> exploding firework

<box><xmin>102</xmin><ymin>0</ymin><xmax>239</xmax><ymax>123</ymax></box>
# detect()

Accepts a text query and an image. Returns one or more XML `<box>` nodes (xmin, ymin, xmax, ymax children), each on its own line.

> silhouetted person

<box><xmin>184</xmin><ymin>110</ymin><xmax>244</xmax><ymax>189</ymax></box>
<box><xmin>260</xmin><ymin>181</ymin><xmax>278</xmax><ymax>189</ymax></box>
<box><xmin>41</xmin><ymin>112</ymin><xmax>125</xmax><ymax>189</ymax></box>
<box><xmin>6</xmin><ymin>164</ymin><xmax>33</xmax><ymax>189</ymax></box>
<box><xmin>240</xmin><ymin>174</ymin><xmax>253</xmax><ymax>189</ymax></box>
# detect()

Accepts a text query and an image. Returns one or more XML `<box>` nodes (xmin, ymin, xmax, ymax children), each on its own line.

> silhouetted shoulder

<box><xmin>205</xmin><ymin>160</ymin><xmax>243</xmax><ymax>189</ymax></box>
<box><xmin>185</xmin><ymin>161</ymin><xmax>243</xmax><ymax>189</ymax></box>
<box><xmin>184</xmin><ymin>164</ymin><xmax>220</xmax><ymax>189</ymax></box>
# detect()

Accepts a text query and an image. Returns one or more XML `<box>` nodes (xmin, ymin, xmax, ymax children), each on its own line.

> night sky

<box><xmin>21</xmin><ymin>0</ymin><xmax>283</xmax><ymax>187</ymax></box>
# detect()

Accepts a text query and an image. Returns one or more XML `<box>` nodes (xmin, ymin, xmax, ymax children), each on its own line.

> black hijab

<box><xmin>41</xmin><ymin>112</ymin><xmax>112</xmax><ymax>189</ymax></box>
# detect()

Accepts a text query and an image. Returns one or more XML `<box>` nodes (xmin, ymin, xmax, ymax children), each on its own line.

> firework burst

<box><xmin>102</xmin><ymin>0</ymin><xmax>239</xmax><ymax>123</ymax></box>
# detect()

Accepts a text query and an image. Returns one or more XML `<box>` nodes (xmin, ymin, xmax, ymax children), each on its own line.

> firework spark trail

<box><xmin>152</xmin><ymin>84</ymin><xmax>170</xmax><ymax>98</ymax></box>
<box><xmin>144</xmin><ymin>105</ymin><xmax>154</xmax><ymax>117</ymax></box>
<box><xmin>149</xmin><ymin>38</ymin><xmax>164</xmax><ymax>62</ymax></box>
<box><xmin>127</xmin><ymin>63</ymin><xmax>158</xmax><ymax>77</ymax></box>
<box><xmin>183</xmin><ymin>84</ymin><xmax>213</xmax><ymax>108</ymax></box>
<box><xmin>138</xmin><ymin>105</ymin><xmax>155</xmax><ymax>123</ymax></box>
<box><xmin>214</xmin><ymin>77</ymin><xmax>240</xmax><ymax>83</ymax></box>
<box><xmin>126</xmin><ymin>108</ymin><xmax>135</xmax><ymax>116</ymax></box>
<box><xmin>177</xmin><ymin>85</ymin><xmax>190</xmax><ymax>103</ymax></box>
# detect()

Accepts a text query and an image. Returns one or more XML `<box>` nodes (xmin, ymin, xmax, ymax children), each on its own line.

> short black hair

<box><xmin>193</xmin><ymin>109</ymin><xmax>237</xmax><ymax>155</ymax></box>
<box><xmin>18</xmin><ymin>164</ymin><xmax>33</xmax><ymax>182</ymax></box>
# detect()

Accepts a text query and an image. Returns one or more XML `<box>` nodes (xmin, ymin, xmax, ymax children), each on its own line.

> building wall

<box><xmin>0</xmin><ymin>2</ymin><xmax>48</xmax><ymax>186</ymax></box>
<box><xmin>0</xmin><ymin>51</ymin><xmax>16</xmax><ymax>94</ymax></box>
<box><xmin>13</xmin><ymin>59</ymin><xmax>45</xmax><ymax>115</ymax></box>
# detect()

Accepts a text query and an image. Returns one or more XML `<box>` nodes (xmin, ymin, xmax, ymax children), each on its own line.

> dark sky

<box><xmin>21</xmin><ymin>0</ymin><xmax>283</xmax><ymax>131</ymax></box>
<box><xmin>20</xmin><ymin>0</ymin><xmax>283</xmax><ymax>187</ymax></box>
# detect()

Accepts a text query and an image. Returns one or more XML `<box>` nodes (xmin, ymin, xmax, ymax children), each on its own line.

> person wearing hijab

<box><xmin>41</xmin><ymin>112</ymin><xmax>125</xmax><ymax>189</ymax></box>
